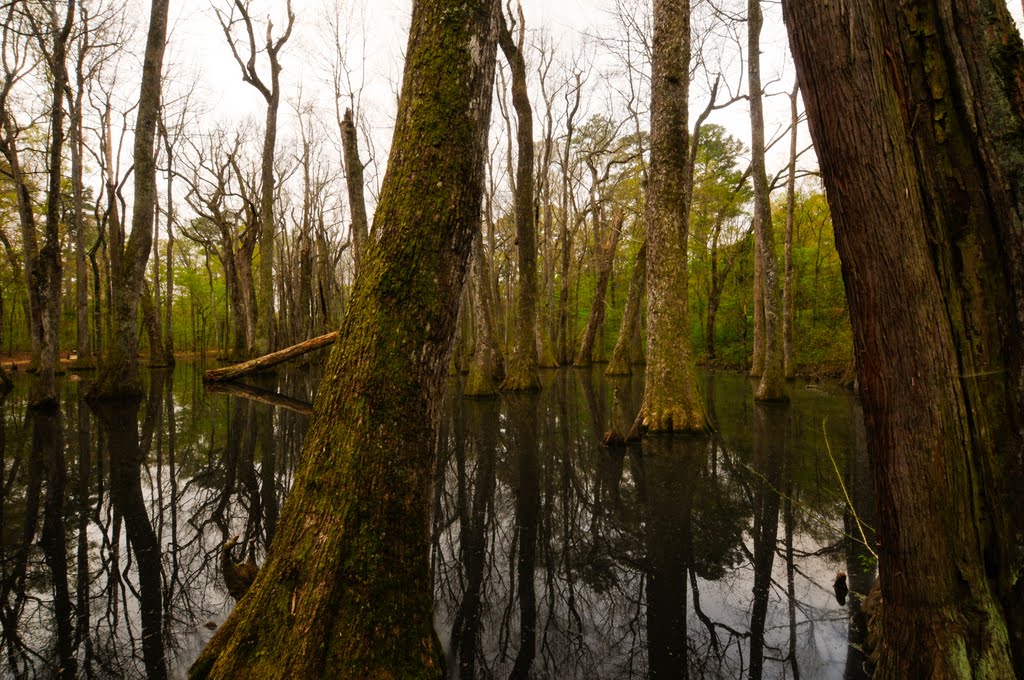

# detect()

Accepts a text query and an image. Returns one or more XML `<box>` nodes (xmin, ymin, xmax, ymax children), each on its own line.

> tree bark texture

<box><xmin>189</xmin><ymin>0</ymin><xmax>499</xmax><ymax>676</ymax></box>
<box><xmin>498</xmin><ymin>10</ymin><xmax>541</xmax><ymax>391</ymax></box>
<box><xmin>783</xmin><ymin>1</ymin><xmax>1024</xmax><ymax>676</ymax></box>
<box><xmin>607</xmin><ymin>241</ymin><xmax>646</xmax><ymax>376</ymax></box>
<box><xmin>91</xmin><ymin>0</ymin><xmax>168</xmax><ymax>398</ymax></box>
<box><xmin>633</xmin><ymin>0</ymin><xmax>708</xmax><ymax>434</ymax></box>
<box><xmin>749</xmin><ymin>0</ymin><xmax>787</xmax><ymax>402</ymax></box>
<box><xmin>575</xmin><ymin>211</ymin><xmax>623</xmax><ymax>366</ymax></box>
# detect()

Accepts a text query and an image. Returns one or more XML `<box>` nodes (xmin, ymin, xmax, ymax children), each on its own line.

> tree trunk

<box><xmin>575</xmin><ymin>212</ymin><xmax>623</xmax><ymax>366</ymax></box>
<box><xmin>749</xmin><ymin>0</ymin><xmax>786</xmax><ymax>402</ymax></box>
<box><xmin>91</xmin><ymin>0</ymin><xmax>169</xmax><ymax>398</ymax></box>
<box><xmin>782</xmin><ymin>83</ymin><xmax>798</xmax><ymax>379</ymax></box>
<box><xmin>341</xmin><ymin>107</ymin><xmax>370</xmax><ymax>268</ymax></box>
<box><xmin>632</xmin><ymin>0</ymin><xmax>708</xmax><ymax>435</ymax></box>
<box><xmin>783</xmin><ymin>0</ymin><xmax>1024</xmax><ymax>676</ymax></box>
<box><xmin>607</xmin><ymin>241</ymin><xmax>646</xmax><ymax>376</ymax></box>
<box><xmin>189</xmin><ymin>0</ymin><xmax>499</xmax><ymax>675</ymax></box>
<box><xmin>29</xmin><ymin>1</ymin><xmax>77</xmax><ymax>407</ymax></box>
<box><xmin>498</xmin><ymin>9</ymin><xmax>541</xmax><ymax>391</ymax></box>
<box><xmin>160</xmin><ymin>115</ymin><xmax>176</xmax><ymax>366</ymax></box>
<box><xmin>141</xmin><ymin>279</ymin><xmax>167</xmax><ymax>365</ymax></box>
<box><xmin>464</xmin><ymin>231</ymin><xmax>502</xmax><ymax>396</ymax></box>
<box><xmin>69</xmin><ymin>52</ymin><xmax>92</xmax><ymax>371</ymax></box>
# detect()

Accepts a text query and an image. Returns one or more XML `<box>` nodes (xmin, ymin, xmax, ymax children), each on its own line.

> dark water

<box><xmin>0</xmin><ymin>362</ymin><xmax>875</xmax><ymax>679</ymax></box>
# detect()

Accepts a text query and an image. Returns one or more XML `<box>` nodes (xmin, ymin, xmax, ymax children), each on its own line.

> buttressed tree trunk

<box><xmin>784</xmin><ymin>0</ymin><xmax>1024</xmax><ymax>676</ymax></box>
<box><xmin>91</xmin><ymin>0</ymin><xmax>168</xmax><ymax>398</ymax></box>
<box><xmin>498</xmin><ymin>7</ymin><xmax>541</xmax><ymax>392</ymax></box>
<box><xmin>632</xmin><ymin>0</ymin><xmax>708</xmax><ymax>435</ymax></box>
<box><xmin>749</xmin><ymin>0</ymin><xmax>787</xmax><ymax>402</ymax></box>
<box><xmin>188</xmin><ymin>0</ymin><xmax>500</xmax><ymax>676</ymax></box>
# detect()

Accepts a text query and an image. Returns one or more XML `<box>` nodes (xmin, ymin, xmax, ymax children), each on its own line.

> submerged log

<box><xmin>203</xmin><ymin>331</ymin><xmax>339</xmax><ymax>383</ymax></box>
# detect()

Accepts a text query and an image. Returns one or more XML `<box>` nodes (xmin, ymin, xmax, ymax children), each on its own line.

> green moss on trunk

<box><xmin>189</xmin><ymin>1</ymin><xmax>500</xmax><ymax>677</ymax></box>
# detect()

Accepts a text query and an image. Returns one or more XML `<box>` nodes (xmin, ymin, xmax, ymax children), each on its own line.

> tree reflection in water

<box><xmin>0</xmin><ymin>363</ymin><xmax>871</xmax><ymax>677</ymax></box>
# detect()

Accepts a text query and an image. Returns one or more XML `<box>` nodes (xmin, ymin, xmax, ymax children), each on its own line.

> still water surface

<box><xmin>0</xmin><ymin>362</ymin><xmax>875</xmax><ymax>679</ymax></box>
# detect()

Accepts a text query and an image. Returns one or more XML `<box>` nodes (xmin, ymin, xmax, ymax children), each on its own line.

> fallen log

<box><xmin>205</xmin><ymin>381</ymin><xmax>314</xmax><ymax>415</ymax></box>
<box><xmin>203</xmin><ymin>331</ymin><xmax>339</xmax><ymax>382</ymax></box>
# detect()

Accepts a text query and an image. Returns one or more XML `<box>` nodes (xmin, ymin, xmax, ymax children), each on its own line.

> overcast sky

<box><xmin>157</xmin><ymin>0</ymin><xmax>1024</xmax><ymax>217</ymax></box>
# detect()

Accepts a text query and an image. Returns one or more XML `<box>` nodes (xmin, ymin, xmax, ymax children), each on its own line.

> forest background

<box><xmin>4</xmin><ymin>0</ymin><xmax>1013</xmax><ymax>382</ymax></box>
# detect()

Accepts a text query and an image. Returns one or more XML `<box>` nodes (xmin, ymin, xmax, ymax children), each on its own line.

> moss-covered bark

<box><xmin>632</xmin><ymin>0</ymin><xmax>708</xmax><ymax>435</ymax></box>
<box><xmin>189</xmin><ymin>1</ymin><xmax>500</xmax><ymax>677</ymax></box>
<box><xmin>784</xmin><ymin>0</ymin><xmax>1024</xmax><ymax>675</ymax></box>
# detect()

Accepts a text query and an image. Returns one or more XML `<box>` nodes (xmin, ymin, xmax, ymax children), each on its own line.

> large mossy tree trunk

<box><xmin>91</xmin><ymin>0</ymin><xmax>168</xmax><ymax>399</ymax></box>
<box><xmin>189</xmin><ymin>0</ymin><xmax>500</xmax><ymax>676</ymax></box>
<box><xmin>748</xmin><ymin>0</ymin><xmax>786</xmax><ymax>402</ymax></box>
<box><xmin>783</xmin><ymin>0</ymin><xmax>1024</xmax><ymax>676</ymax></box>
<box><xmin>498</xmin><ymin>9</ymin><xmax>541</xmax><ymax>392</ymax></box>
<box><xmin>632</xmin><ymin>0</ymin><xmax>708</xmax><ymax>435</ymax></box>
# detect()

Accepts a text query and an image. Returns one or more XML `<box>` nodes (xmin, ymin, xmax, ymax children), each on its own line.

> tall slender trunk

<box><xmin>189</xmin><ymin>0</ymin><xmax>500</xmax><ymax>675</ymax></box>
<box><xmin>749</xmin><ymin>0</ymin><xmax>786</xmax><ymax>402</ymax></box>
<box><xmin>498</xmin><ymin>9</ymin><xmax>540</xmax><ymax>391</ymax></box>
<box><xmin>782</xmin><ymin>82</ymin><xmax>798</xmax><ymax>379</ymax></box>
<box><xmin>783</xmin><ymin>0</ymin><xmax>1024</xmax><ymax>675</ymax></box>
<box><xmin>69</xmin><ymin>56</ymin><xmax>92</xmax><ymax>370</ymax></box>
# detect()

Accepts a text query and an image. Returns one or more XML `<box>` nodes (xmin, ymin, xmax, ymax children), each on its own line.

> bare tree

<box><xmin>217</xmin><ymin>0</ymin><xmax>295</xmax><ymax>356</ymax></box>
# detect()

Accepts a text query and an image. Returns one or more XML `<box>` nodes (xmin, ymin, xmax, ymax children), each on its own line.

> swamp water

<box><xmin>0</xmin><ymin>362</ymin><xmax>875</xmax><ymax>679</ymax></box>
